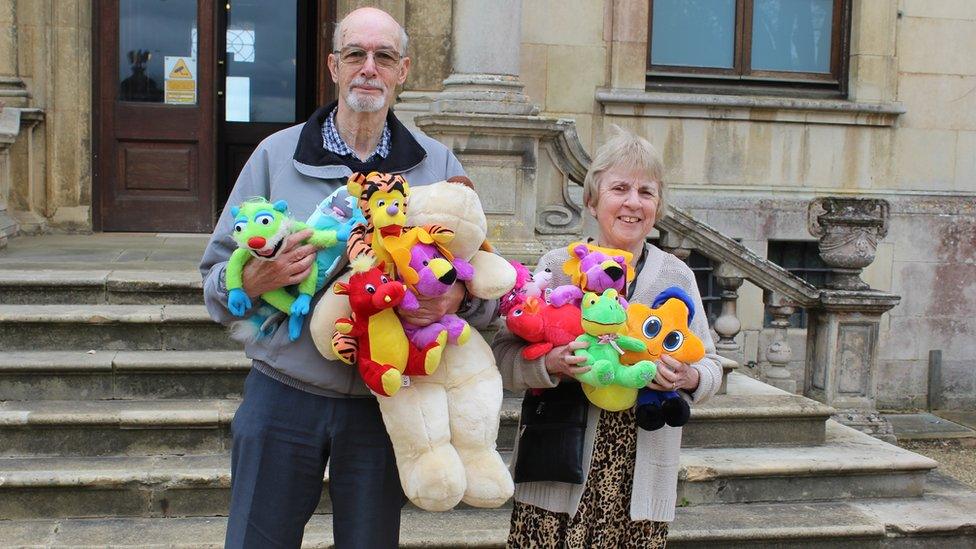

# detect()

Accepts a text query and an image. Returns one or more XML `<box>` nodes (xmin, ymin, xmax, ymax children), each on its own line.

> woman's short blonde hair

<box><xmin>582</xmin><ymin>125</ymin><xmax>666</xmax><ymax>221</ymax></box>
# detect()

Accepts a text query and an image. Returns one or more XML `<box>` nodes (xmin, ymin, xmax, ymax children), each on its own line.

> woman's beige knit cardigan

<box><xmin>492</xmin><ymin>243</ymin><xmax>723</xmax><ymax>522</ymax></box>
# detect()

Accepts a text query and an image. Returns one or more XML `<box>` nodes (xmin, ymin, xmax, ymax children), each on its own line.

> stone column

<box><xmin>712</xmin><ymin>262</ymin><xmax>744</xmax><ymax>362</ymax></box>
<box><xmin>432</xmin><ymin>0</ymin><xmax>536</xmax><ymax>116</ymax></box>
<box><xmin>805</xmin><ymin>196</ymin><xmax>900</xmax><ymax>442</ymax></box>
<box><xmin>415</xmin><ymin>0</ymin><xmax>588</xmax><ymax>261</ymax></box>
<box><xmin>764</xmin><ymin>293</ymin><xmax>797</xmax><ymax>393</ymax></box>
<box><xmin>0</xmin><ymin>104</ymin><xmax>18</xmax><ymax>246</ymax></box>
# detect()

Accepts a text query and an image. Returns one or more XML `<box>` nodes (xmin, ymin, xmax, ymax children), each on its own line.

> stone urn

<box><xmin>807</xmin><ymin>197</ymin><xmax>889</xmax><ymax>290</ymax></box>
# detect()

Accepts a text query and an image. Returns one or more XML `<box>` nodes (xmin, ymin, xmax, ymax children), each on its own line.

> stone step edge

<box><xmin>0</xmin><ymin>304</ymin><xmax>213</xmax><ymax>323</ymax></box>
<box><xmin>0</xmin><ymin>399</ymin><xmax>238</xmax><ymax>427</ymax></box>
<box><xmin>0</xmin><ymin>269</ymin><xmax>202</xmax><ymax>290</ymax></box>
<box><xmin>0</xmin><ymin>351</ymin><xmax>249</xmax><ymax>372</ymax></box>
<box><xmin>10</xmin><ymin>495</ymin><xmax>976</xmax><ymax>548</ymax></box>
<box><xmin>680</xmin><ymin>420</ymin><xmax>938</xmax><ymax>481</ymax></box>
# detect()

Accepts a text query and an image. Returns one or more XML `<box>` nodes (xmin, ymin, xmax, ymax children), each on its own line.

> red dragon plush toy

<box><xmin>504</xmin><ymin>295</ymin><xmax>583</xmax><ymax>361</ymax></box>
<box><xmin>332</xmin><ymin>256</ymin><xmax>448</xmax><ymax>397</ymax></box>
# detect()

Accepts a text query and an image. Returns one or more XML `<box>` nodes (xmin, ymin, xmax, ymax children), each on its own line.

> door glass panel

<box><xmin>752</xmin><ymin>0</ymin><xmax>833</xmax><ymax>73</ymax></box>
<box><xmin>118</xmin><ymin>0</ymin><xmax>198</xmax><ymax>104</ymax></box>
<box><xmin>650</xmin><ymin>0</ymin><xmax>736</xmax><ymax>69</ymax></box>
<box><xmin>225</xmin><ymin>0</ymin><xmax>298</xmax><ymax>123</ymax></box>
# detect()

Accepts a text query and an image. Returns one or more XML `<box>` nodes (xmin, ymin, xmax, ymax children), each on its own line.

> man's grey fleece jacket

<box><xmin>199</xmin><ymin>104</ymin><xmax>498</xmax><ymax>397</ymax></box>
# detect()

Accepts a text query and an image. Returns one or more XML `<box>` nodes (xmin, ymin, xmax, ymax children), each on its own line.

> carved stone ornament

<box><xmin>807</xmin><ymin>197</ymin><xmax>889</xmax><ymax>290</ymax></box>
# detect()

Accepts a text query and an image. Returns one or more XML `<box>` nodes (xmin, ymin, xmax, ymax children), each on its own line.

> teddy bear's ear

<box><xmin>230</xmin><ymin>206</ymin><xmax>240</xmax><ymax>218</ymax></box>
<box><xmin>613</xmin><ymin>255</ymin><xmax>626</xmax><ymax>265</ymax></box>
<box><xmin>333</xmin><ymin>282</ymin><xmax>350</xmax><ymax>295</ymax></box>
<box><xmin>446</xmin><ymin>175</ymin><xmax>474</xmax><ymax>189</ymax></box>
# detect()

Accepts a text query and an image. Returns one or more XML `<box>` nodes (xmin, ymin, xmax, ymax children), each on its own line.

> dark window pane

<box><xmin>225</xmin><ymin>0</ymin><xmax>298</xmax><ymax>123</ymax></box>
<box><xmin>766</xmin><ymin>240</ymin><xmax>830</xmax><ymax>328</ymax></box>
<box><xmin>119</xmin><ymin>0</ymin><xmax>198</xmax><ymax>103</ymax></box>
<box><xmin>751</xmin><ymin>0</ymin><xmax>833</xmax><ymax>73</ymax></box>
<box><xmin>651</xmin><ymin>0</ymin><xmax>736</xmax><ymax>69</ymax></box>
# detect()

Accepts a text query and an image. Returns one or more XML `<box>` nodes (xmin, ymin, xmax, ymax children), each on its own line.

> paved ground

<box><xmin>889</xmin><ymin>411</ymin><xmax>976</xmax><ymax>490</ymax></box>
<box><xmin>0</xmin><ymin>233</ymin><xmax>208</xmax><ymax>272</ymax></box>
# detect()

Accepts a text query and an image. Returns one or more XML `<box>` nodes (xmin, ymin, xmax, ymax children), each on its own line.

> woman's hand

<box><xmin>241</xmin><ymin>229</ymin><xmax>316</xmax><ymax>298</ymax></box>
<box><xmin>647</xmin><ymin>354</ymin><xmax>700</xmax><ymax>393</ymax></box>
<box><xmin>544</xmin><ymin>340</ymin><xmax>591</xmax><ymax>379</ymax></box>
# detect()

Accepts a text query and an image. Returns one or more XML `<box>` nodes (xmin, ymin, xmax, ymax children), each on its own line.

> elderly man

<box><xmin>199</xmin><ymin>7</ymin><xmax>493</xmax><ymax>548</ymax></box>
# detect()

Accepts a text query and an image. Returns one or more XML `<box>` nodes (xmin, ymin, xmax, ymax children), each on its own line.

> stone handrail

<box><xmin>656</xmin><ymin>206</ymin><xmax>821</xmax><ymax>307</ymax></box>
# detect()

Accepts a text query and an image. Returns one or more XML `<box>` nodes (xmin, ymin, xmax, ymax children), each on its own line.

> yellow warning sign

<box><xmin>164</xmin><ymin>56</ymin><xmax>197</xmax><ymax>105</ymax></box>
<box><xmin>168</xmin><ymin>58</ymin><xmax>193</xmax><ymax>79</ymax></box>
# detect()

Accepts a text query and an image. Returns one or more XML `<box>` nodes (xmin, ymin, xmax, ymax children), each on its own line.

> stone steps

<box><xmin>0</xmin><ymin>421</ymin><xmax>935</xmax><ymax>519</ymax></box>
<box><xmin>0</xmin><ymin>399</ymin><xmax>236</xmax><ymax>457</ymax></box>
<box><xmin>0</xmin><ymin>350</ymin><xmax>250</xmax><ymax>400</ymax></box>
<box><xmin>0</xmin><ymin>269</ymin><xmax>203</xmax><ymax>305</ymax></box>
<box><xmin>4</xmin><ymin>489</ymin><xmax>976</xmax><ymax>548</ymax></box>
<box><xmin>678</xmin><ymin>421</ymin><xmax>937</xmax><ymax>505</ymax></box>
<box><xmin>0</xmin><ymin>304</ymin><xmax>237</xmax><ymax>351</ymax></box>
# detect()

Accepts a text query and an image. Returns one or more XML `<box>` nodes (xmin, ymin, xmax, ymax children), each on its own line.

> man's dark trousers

<box><xmin>225</xmin><ymin>368</ymin><xmax>405</xmax><ymax>548</ymax></box>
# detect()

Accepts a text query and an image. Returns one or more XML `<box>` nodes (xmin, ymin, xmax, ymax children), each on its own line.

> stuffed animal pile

<box><xmin>224</xmin><ymin>197</ymin><xmax>341</xmax><ymax>341</ymax></box>
<box><xmin>309</xmin><ymin>174</ymin><xmax>516</xmax><ymax>512</ymax></box>
<box><xmin>502</xmin><ymin>242</ymin><xmax>706</xmax><ymax>429</ymax></box>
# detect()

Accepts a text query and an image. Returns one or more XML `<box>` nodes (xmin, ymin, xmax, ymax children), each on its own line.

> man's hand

<box><xmin>646</xmin><ymin>354</ymin><xmax>700</xmax><ymax>393</ymax></box>
<box><xmin>397</xmin><ymin>282</ymin><xmax>465</xmax><ymax>327</ymax></box>
<box><xmin>241</xmin><ymin>229</ymin><xmax>316</xmax><ymax>298</ymax></box>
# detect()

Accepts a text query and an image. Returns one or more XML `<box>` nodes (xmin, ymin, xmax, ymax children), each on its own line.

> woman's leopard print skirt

<box><xmin>506</xmin><ymin>407</ymin><xmax>668</xmax><ymax>548</ymax></box>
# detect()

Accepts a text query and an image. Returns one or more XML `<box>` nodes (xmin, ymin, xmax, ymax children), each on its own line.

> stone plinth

<box><xmin>805</xmin><ymin>289</ymin><xmax>900</xmax><ymax>438</ymax></box>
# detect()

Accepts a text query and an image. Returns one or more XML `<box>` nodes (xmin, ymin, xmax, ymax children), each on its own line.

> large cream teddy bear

<box><xmin>309</xmin><ymin>178</ymin><xmax>516</xmax><ymax>512</ymax></box>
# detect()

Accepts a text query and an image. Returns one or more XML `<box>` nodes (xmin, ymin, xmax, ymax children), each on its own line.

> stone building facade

<box><xmin>0</xmin><ymin>0</ymin><xmax>972</xmax><ymax>409</ymax></box>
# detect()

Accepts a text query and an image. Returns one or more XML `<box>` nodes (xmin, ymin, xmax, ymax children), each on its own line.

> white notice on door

<box><xmin>164</xmin><ymin>56</ymin><xmax>197</xmax><ymax>105</ymax></box>
<box><xmin>225</xmin><ymin>77</ymin><xmax>251</xmax><ymax>122</ymax></box>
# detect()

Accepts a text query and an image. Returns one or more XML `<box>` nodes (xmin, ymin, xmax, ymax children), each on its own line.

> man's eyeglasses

<box><xmin>334</xmin><ymin>47</ymin><xmax>402</xmax><ymax>69</ymax></box>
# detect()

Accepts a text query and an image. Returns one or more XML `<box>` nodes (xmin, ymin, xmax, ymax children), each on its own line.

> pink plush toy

<box><xmin>549</xmin><ymin>242</ymin><xmax>634</xmax><ymax>308</ymax></box>
<box><xmin>499</xmin><ymin>261</ymin><xmax>554</xmax><ymax>317</ymax></box>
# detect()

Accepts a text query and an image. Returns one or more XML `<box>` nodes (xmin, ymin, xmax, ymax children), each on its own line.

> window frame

<box><xmin>646</xmin><ymin>0</ymin><xmax>852</xmax><ymax>97</ymax></box>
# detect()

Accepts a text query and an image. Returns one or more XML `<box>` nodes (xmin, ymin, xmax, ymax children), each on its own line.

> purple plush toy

<box><xmin>550</xmin><ymin>242</ymin><xmax>634</xmax><ymax>308</ymax></box>
<box><xmin>397</xmin><ymin>240</ymin><xmax>475</xmax><ymax>347</ymax></box>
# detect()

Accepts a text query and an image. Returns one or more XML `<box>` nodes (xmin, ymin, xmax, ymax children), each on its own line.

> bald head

<box><xmin>333</xmin><ymin>7</ymin><xmax>409</xmax><ymax>55</ymax></box>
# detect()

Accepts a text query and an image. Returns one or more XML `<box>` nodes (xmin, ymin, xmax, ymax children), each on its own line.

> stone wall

<box><xmin>0</xmin><ymin>0</ymin><xmax>92</xmax><ymax>236</ymax></box>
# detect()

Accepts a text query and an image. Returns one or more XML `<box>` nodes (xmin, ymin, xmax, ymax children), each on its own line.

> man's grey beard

<box><xmin>345</xmin><ymin>78</ymin><xmax>388</xmax><ymax>113</ymax></box>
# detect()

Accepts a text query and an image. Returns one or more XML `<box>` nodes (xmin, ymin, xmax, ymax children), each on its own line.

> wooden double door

<box><xmin>95</xmin><ymin>0</ymin><xmax>334</xmax><ymax>232</ymax></box>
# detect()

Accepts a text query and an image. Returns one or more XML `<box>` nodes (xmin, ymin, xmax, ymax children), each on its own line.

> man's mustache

<box><xmin>350</xmin><ymin>77</ymin><xmax>386</xmax><ymax>92</ymax></box>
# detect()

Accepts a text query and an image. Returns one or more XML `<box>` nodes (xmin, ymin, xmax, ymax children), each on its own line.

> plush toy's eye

<box><xmin>233</xmin><ymin>221</ymin><xmax>246</xmax><ymax>232</ymax></box>
<box><xmin>380</xmin><ymin>276</ymin><xmax>389</xmax><ymax>284</ymax></box>
<box><xmin>422</xmin><ymin>260</ymin><xmax>429</xmax><ymax>266</ymax></box>
<box><xmin>642</xmin><ymin>316</ymin><xmax>662</xmax><ymax>339</ymax></box>
<box><xmin>377</xmin><ymin>200</ymin><xmax>386</xmax><ymax>207</ymax></box>
<box><xmin>662</xmin><ymin>330</ymin><xmax>684</xmax><ymax>352</ymax></box>
<box><xmin>392</xmin><ymin>200</ymin><xmax>399</xmax><ymax>208</ymax></box>
<box><xmin>255</xmin><ymin>213</ymin><xmax>274</xmax><ymax>225</ymax></box>
<box><xmin>512</xmin><ymin>309</ymin><xmax>523</xmax><ymax>317</ymax></box>
<box><xmin>365</xmin><ymin>284</ymin><xmax>376</xmax><ymax>294</ymax></box>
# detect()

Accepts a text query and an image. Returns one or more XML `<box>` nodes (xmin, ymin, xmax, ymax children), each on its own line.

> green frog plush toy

<box><xmin>573</xmin><ymin>288</ymin><xmax>658</xmax><ymax>408</ymax></box>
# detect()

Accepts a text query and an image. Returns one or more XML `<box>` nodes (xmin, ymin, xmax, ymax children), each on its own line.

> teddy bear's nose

<box><xmin>248</xmin><ymin>236</ymin><xmax>266</xmax><ymax>249</ymax></box>
<box><xmin>605</xmin><ymin>264</ymin><xmax>623</xmax><ymax>281</ymax></box>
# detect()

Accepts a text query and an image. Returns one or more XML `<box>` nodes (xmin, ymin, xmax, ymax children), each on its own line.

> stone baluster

<box><xmin>711</xmin><ymin>262</ymin><xmax>743</xmax><ymax>354</ymax></box>
<box><xmin>764</xmin><ymin>293</ymin><xmax>797</xmax><ymax>393</ymax></box>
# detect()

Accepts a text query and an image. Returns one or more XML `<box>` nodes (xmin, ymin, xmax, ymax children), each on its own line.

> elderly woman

<box><xmin>492</xmin><ymin>127</ymin><xmax>723</xmax><ymax>548</ymax></box>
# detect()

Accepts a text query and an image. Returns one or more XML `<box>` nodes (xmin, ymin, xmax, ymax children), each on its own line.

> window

<box><xmin>764</xmin><ymin>240</ymin><xmax>830</xmax><ymax>328</ymax></box>
<box><xmin>647</xmin><ymin>0</ymin><xmax>850</xmax><ymax>96</ymax></box>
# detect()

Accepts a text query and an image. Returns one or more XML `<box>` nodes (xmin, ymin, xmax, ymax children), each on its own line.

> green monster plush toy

<box><xmin>226</xmin><ymin>197</ymin><xmax>339</xmax><ymax>340</ymax></box>
<box><xmin>574</xmin><ymin>289</ymin><xmax>658</xmax><ymax>401</ymax></box>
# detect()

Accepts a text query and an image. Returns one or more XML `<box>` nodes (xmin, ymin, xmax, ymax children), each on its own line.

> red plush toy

<box><xmin>504</xmin><ymin>295</ymin><xmax>583</xmax><ymax>361</ymax></box>
<box><xmin>332</xmin><ymin>256</ymin><xmax>448</xmax><ymax>397</ymax></box>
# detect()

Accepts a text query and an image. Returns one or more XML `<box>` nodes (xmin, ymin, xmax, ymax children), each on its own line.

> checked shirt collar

<box><xmin>321</xmin><ymin>107</ymin><xmax>391</xmax><ymax>163</ymax></box>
